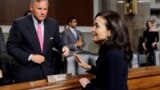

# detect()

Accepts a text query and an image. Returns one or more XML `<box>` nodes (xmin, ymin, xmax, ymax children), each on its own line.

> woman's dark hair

<box><xmin>95</xmin><ymin>10</ymin><xmax>133</xmax><ymax>62</ymax></box>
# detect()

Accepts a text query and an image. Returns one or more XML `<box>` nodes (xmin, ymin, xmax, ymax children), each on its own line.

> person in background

<box><xmin>0</xmin><ymin>63</ymin><xmax>3</xmax><ymax>85</ymax></box>
<box><xmin>0</xmin><ymin>26</ymin><xmax>3</xmax><ymax>83</ymax></box>
<box><xmin>6</xmin><ymin>0</ymin><xmax>69</xmax><ymax>83</ymax></box>
<box><xmin>0</xmin><ymin>26</ymin><xmax>13</xmax><ymax>85</ymax></box>
<box><xmin>61</xmin><ymin>17</ymin><xmax>85</xmax><ymax>52</ymax></box>
<box><xmin>63</xmin><ymin>24</ymin><xmax>69</xmax><ymax>31</ymax></box>
<box><xmin>142</xmin><ymin>20</ymin><xmax>159</xmax><ymax>66</ymax></box>
<box><xmin>0</xmin><ymin>26</ymin><xmax>6</xmax><ymax>85</ymax></box>
<box><xmin>74</xmin><ymin>10</ymin><xmax>133</xmax><ymax>90</ymax></box>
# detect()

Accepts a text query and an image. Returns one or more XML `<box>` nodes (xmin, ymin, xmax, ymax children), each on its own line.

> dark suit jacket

<box><xmin>0</xmin><ymin>27</ymin><xmax>5</xmax><ymax>69</ymax></box>
<box><xmin>0</xmin><ymin>27</ymin><xmax>6</xmax><ymax>70</ymax></box>
<box><xmin>61</xmin><ymin>28</ymin><xmax>85</xmax><ymax>51</ymax></box>
<box><xmin>0</xmin><ymin>27</ymin><xmax>14</xmax><ymax>85</ymax></box>
<box><xmin>85</xmin><ymin>45</ymin><xmax>128</xmax><ymax>90</ymax></box>
<box><xmin>6</xmin><ymin>15</ymin><xmax>64</xmax><ymax>83</ymax></box>
<box><xmin>0</xmin><ymin>27</ymin><xmax>6</xmax><ymax>54</ymax></box>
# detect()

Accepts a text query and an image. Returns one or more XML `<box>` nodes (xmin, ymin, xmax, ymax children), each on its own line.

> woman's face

<box><xmin>147</xmin><ymin>21</ymin><xmax>153</xmax><ymax>28</ymax></box>
<box><xmin>92</xmin><ymin>16</ymin><xmax>111</xmax><ymax>44</ymax></box>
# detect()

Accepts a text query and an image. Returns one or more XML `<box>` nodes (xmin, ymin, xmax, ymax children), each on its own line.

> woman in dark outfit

<box><xmin>74</xmin><ymin>10</ymin><xmax>133</xmax><ymax>90</ymax></box>
<box><xmin>142</xmin><ymin>20</ymin><xmax>159</xmax><ymax>65</ymax></box>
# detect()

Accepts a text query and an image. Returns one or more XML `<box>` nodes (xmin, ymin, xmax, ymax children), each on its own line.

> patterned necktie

<box><xmin>37</xmin><ymin>23</ymin><xmax>43</xmax><ymax>52</ymax></box>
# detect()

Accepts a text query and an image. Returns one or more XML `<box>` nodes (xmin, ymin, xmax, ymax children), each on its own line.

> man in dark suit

<box><xmin>6</xmin><ymin>0</ymin><xmax>69</xmax><ymax>83</ymax></box>
<box><xmin>61</xmin><ymin>17</ymin><xmax>85</xmax><ymax>52</ymax></box>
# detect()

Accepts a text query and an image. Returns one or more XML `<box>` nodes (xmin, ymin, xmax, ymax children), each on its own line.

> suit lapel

<box><xmin>43</xmin><ymin>19</ymin><xmax>50</xmax><ymax>53</ymax></box>
<box><xmin>75</xmin><ymin>29</ymin><xmax>79</xmax><ymax>39</ymax></box>
<box><xmin>69</xmin><ymin>29</ymin><xmax>77</xmax><ymax>40</ymax></box>
<box><xmin>27</xmin><ymin>15</ymin><xmax>42</xmax><ymax>52</ymax></box>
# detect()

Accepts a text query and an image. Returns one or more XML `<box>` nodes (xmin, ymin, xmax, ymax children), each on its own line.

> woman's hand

<box><xmin>152</xmin><ymin>42</ymin><xmax>157</xmax><ymax>48</ymax></box>
<box><xmin>142</xmin><ymin>43</ymin><xmax>147</xmax><ymax>51</ymax></box>
<box><xmin>74</xmin><ymin>54</ymin><xmax>91</xmax><ymax>70</ymax></box>
<box><xmin>79</xmin><ymin>77</ymin><xmax>91</xmax><ymax>88</ymax></box>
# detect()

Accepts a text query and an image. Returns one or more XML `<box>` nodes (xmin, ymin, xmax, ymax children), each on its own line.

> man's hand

<box><xmin>76</xmin><ymin>36</ymin><xmax>83</xmax><ymax>49</ymax></box>
<box><xmin>76</xmin><ymin>41</ymin><xmax>83</xmax><ymax>49</ymax></box>
<box><xmin>0</xmin><ymin>69</ymin><xmax>3</xmax><ymax>78</ymax></box>
<box><xmin>31</xmin><ymin>54</ymin><xmax>45</xmax><ymax>64</ymax></box>
<box><xmin>62</xmin><ymin>46</ymin><xmax>69</xmax><ymax>56</ymax></box>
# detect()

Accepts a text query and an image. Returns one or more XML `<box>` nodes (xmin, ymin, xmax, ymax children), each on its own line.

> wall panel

<box><xmin>0</xmin><ymin>0</ymin><xmax>93</xmax><ymax>26</ymax></box>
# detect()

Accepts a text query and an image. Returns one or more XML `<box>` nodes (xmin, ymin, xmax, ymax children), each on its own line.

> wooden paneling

<box><xmin>0</xmin><ymin>0</ymin><xmax>29</xmax><ymax>25</ymax></box>
<box><xmin>52</xmin><ymin>0</ymin><xmax>93</xmax><ymax>26</ymax></box>
<box><xmin>0</xmin><ymin>0</ymin><xmax>93</xmax><ymax>26</ymax></box>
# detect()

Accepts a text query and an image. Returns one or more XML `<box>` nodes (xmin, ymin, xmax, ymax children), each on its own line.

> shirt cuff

<box><xmin>28</xmin><ymin>54</ymin><xmax>32</xmax><ymax>61</ymax></box>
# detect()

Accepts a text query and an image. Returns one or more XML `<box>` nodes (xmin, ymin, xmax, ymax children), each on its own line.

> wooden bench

<box><xmin>1</xmin><ymin>66</ymin><xmax>160</xmax><ymax>90</ymax></box>
<box><xmin>128</xmin><ymin>66</ymin><xmax>160</xmax><ymax>90</ymax></box>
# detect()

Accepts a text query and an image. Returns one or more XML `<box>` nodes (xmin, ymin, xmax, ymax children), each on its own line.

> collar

<box><xmin>32</xmin><ymin>15</ymin><xmax>44</xmax><ymax>25</ymax></box>
<box><xmin>70</xmin><ymin>27</ymin><xmax>76</xmax><ymax>31</ymax></box>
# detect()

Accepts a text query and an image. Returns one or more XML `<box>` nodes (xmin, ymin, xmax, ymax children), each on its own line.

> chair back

<box><xmin>65</xmin><ymin>51</ymin><xmax>98</xmax><ymax>75</ymax></box>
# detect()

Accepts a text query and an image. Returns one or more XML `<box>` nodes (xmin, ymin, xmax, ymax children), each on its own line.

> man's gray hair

<box><xmin>30</xmin><ymin>0</ymin><xmax>48</xmax><ymax>4</ymax></box>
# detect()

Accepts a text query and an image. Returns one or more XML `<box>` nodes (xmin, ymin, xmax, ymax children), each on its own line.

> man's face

<box><xmin>69</xmin><ymin>19</ymin><xmax>78</xmax><ymax>28</ymax></box>
<box><xmin>30</xmin><ymin>1</ymin><xmax>48</xmax><ymax>22</ymax></box>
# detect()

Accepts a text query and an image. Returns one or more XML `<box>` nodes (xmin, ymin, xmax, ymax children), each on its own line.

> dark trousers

<box><xmin>146</xmin><ymin>52</ymin><xmax>155</xmax><ymax>66</ymax></box>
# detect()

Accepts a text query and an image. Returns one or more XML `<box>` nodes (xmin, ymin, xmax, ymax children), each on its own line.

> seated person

<box><xmin>61</xmin><ymin>17</ymin><xmax>85</xmax><ymax>52</ymax></box>
<box><xmin>0</xmin><ymin>26</ymin><xmax>4</xmax><ymax>83</ymax></box>
<box><xmin>0</xmin><ymin>59</ymin><xmax>3</xmax><ymax>85</ymax></box>
<box><xmin>0</xmin><ymin>26</ymin><xmax>13</xmax><ymax>85</ymax></box>
<box><xmin>63</xmin><ymin>24</ymin><xmax>69</xmax><ymax>31</ymax></box>
<box><xmin>0</xmin><ymin>64</ymin><xmax>3</xmax><ymax>83</ymax></box>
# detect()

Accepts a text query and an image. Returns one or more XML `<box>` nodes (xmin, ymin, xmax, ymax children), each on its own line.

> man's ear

<box><xmin>30</xmin><ymin>5</ymin><xmax>33</xmax><ymax>11</ymax></box>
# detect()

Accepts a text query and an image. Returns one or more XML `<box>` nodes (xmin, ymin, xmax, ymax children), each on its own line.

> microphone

<box><xmin>52</xmin><ymin>47</ymin><xmax>60</xmax><ymax>53</ymax></box>
<box><xmin>52</xmin><ymin>47</ymin><xmax>66</xmax><ymax>73</ymax></box>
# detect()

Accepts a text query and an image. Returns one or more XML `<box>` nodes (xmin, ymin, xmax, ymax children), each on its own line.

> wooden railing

<box><xmin>1</xmin><ymin>66</ymin><xmax>160</xmax><ymax>90</ymax></box>
<box><xmin>128</xmin><ymin>66</ymin><xmax>160</xmax><ymax>90</ymax></box>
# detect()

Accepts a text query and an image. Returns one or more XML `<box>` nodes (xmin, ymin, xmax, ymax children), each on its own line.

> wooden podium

<box><xmin>1</xmin><ymin>66</ymin><xmax>160</xmax><ymax>90</ymax></box>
